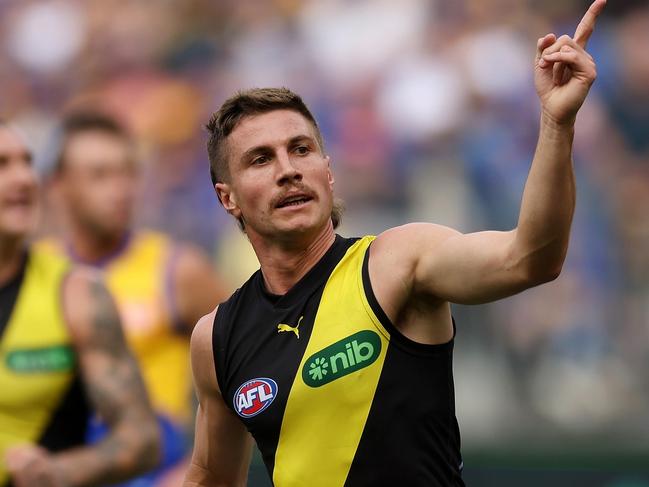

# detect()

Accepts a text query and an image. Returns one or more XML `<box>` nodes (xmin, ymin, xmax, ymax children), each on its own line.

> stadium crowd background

<box><xmin>1</xmin><ymin>0</ymin><xmax>648</xmax><ymax>485</ymax></box>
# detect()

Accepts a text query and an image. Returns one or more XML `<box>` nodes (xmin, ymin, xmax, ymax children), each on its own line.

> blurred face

<box><xmin>0</xmin><ymin>127</ymin><xmax>38</xmax><ymax>239</ymax></box>
<box><xmin>216</xmin><ymin>110</ymin><xmax>334</xmax><ymax>242</ymax></box>
<box><xmin>58</xmin><ymin>130</ymin><xmax>137</xmax><ymax>240</ymax></box>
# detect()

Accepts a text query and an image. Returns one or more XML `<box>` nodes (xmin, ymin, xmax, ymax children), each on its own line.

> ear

<box><xmin>325</xmin><ymin>155</ymin><xmax>334</xmax><ymax>188</ymax></box>
<box><xmin>215</xmin><ymin>182</ymin><xmax>242</xmax><ymax>219</ymax></box>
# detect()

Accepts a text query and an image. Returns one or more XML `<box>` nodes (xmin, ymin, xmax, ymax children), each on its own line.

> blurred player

<box><xmin>39</xmin><ymin>111</ymin><xmax>227</xmax><ymax>486</ymax></box>
<box><xmin>183</xmin><ymin>1</ymin><xmax>606</xmax><ymax>486</ymax></box>
<box><xmin>0</xmin><ymin>121</ymin><xmax>159</xmax><ymax>486</ymax></box>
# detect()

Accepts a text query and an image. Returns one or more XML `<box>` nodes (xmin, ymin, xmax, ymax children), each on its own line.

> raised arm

<box><xmin>371</xmin><ymin>0</ymin><xmax>606</xmax><ymax>307</ymax></box>
<box><xmin>183</xmin><ymin>310</ymin><xmax>253</xmax><ymax>487</ymax></box>
<box><xmin>6</xmin><ymin>270</ymin><xmax>160</xmax><ymax>486</ymax></box>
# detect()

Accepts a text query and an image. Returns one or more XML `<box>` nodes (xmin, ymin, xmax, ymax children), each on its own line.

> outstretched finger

<box><xmin>574</xmin><ymin>0</ymin><xmax>607</xmax><ymax>48</ymax></box>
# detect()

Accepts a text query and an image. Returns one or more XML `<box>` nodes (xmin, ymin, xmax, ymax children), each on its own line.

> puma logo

<box><xmin>277</xmin><ymin>316</ymin><xmax>303</xmax><ymax>339</ymax></box>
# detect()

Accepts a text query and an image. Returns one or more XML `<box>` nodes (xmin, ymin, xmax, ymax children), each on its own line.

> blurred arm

<box><xmin>53</xmin><ymin>270</ymin><xmax>160</xmax><ymax>485</ymax></box>
<box><xmin>173</xmin><ymin>245</ymin><xmax>230</xmax><ymax>334</ymax></box>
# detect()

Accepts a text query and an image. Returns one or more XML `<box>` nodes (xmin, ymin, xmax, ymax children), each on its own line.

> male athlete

<box><xmin>39</xmin><ymin>111</ymin><xmax>227</xmax><ymax>486</ymax></box>
<box><xmin>0</xmin><ymin>122</ymin><xmax>159</xmax><ymax>485</ymax></box>
<box><xmin>184</xmin><ymin>2</ymin><xmax>606</xmax><ymax>486</ymax></box>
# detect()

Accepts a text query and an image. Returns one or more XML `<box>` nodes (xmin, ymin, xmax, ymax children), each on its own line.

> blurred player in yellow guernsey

<box><xmin>0</xmin><ymin>121</ymin><xmax>160</xmax><ymax>485</ymax></box>
<box><xmin>37</xmin><ymin>111</ymin><xmax>228</xmax><ymax>486</ymax></box>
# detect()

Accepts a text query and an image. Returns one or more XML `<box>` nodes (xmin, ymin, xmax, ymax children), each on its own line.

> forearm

<box><xmin>183</xmin><ymin>463</ymin><xmax>246</xmax><ymax>487</ymax></box>
<box><xmin>514</xmin><ymin>113</ymin><xmax>576</xmax><ymax>279</ymax></box>
<box><xmin>51</xmin><ymin>419</ymin><xmax>160</xmax><ymax>486</ymax></box>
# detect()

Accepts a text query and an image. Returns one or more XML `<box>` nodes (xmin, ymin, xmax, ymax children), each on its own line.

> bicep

<box><xmin>186</xmin><ymin>312</ymin><xmax>252</xmax><ymax>486</ymax></box>
<box><xmin>374</xmin><ymin>224</ymin><xmax>529</xmax><ymax>306</ymax></box>
<box><xmin>415</xmin><ymin>228</ymin><xmax>529</xmax><ymax>304</ymax></box>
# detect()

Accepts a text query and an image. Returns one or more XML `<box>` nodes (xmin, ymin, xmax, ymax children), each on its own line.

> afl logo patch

<box><xmin>234</xmin><ymin>378</ymin><xmax>278</xmax><ymax>418</ymax></box>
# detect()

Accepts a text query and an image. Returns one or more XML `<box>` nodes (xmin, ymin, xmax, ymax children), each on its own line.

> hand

<box><xmin>534</xmin><ymin>0</ymin><xmax>606</xmax><ymax>126</ymax></box>
<box><xmin>5</xmin><ymin>445</ymin><xmax>68</xmax><ymax>487</ymax></box>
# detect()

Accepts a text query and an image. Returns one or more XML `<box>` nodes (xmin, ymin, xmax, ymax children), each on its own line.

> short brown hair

<box><xmin>206</xmin><ymin>87</ymin><xmax>343</xmax><ymax>229</ymax></box>
<box><xmin>206</xmin><ymin>87</ymin><xmax>324</xmax><ymax>185</ymax></box>
<box><xmin>54</xmin><ymin>111</ymin><xmax>130</xmax><ymax>174</ymax></box>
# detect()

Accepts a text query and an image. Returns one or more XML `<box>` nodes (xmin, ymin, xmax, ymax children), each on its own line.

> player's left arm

<box><xmin>172</xmin><ymin>244</ymin><xmax>230</xmax><ymax>334</ymax></box>
<box><xmin>372</xmin><ymin>0</ymin><xmax>606</xmax><ymax>306</ymax></box>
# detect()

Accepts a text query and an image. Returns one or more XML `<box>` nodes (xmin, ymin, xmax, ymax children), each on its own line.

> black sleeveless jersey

<box><xmin>213</xmin><ymin>235</ymin><xmax>464</xmax><ymax>487</ymax></box>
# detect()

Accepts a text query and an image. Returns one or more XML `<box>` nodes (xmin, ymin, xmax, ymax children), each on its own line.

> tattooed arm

<box><xmin>6</xmin><ymin>269</ymin><xmax>160</xmax><ymax>487</ymax></box>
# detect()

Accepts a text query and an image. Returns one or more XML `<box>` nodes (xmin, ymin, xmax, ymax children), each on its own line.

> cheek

<box><xmin>235</xmin><ymin>175</ymin><xmax>270</xmax><ymax>210</ymax></box>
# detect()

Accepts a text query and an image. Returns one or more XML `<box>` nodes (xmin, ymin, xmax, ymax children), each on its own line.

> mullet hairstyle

<box><xmin>205</xmin><ymin>87</ymin><xmax>343</xmax><ymax>230</ymax></box>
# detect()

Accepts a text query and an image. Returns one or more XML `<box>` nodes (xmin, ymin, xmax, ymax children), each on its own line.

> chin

<box><xmin>0</xmin><ymin>224</ymin><xmax>33</xmax><ymax>241</ymax></box>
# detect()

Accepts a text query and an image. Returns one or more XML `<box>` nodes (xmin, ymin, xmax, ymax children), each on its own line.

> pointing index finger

<box><xmin>574</xmin><ymin>0</ymin><xmax>607</xmax><ymax>48</ymax></box>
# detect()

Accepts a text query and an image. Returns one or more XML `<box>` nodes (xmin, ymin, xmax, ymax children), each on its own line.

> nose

<box><xmin>275</xmin><ymin>149</ymin><xmax>302</xmax><ymax>186</ymax></box>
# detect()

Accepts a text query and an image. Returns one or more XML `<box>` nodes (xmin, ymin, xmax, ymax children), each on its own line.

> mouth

<box><xmin>275</xmin><ymin>192</ymin><xmax>314</xmax><ymax>209</ymax></box>
<box><xmin>2</xmin><ymin>195</ymin><xmax>33</xmax><ymax>210</ymax></box>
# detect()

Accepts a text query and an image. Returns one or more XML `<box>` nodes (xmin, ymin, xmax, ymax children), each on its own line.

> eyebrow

<box><xmin>240</xmin><ymin>134</ymin><xmax>315</xmax><ymax>162</ymax></box>
<box><xmin>0</xmin><ymin>150</ymin><xmax>32</xmax><ymax>162</ymax></box>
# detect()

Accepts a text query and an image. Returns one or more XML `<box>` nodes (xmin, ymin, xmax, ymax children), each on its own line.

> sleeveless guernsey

<box><xmin>0</xmin><ymin>249</ymin><xmax>88</xmax><ymax>487</ymax></box>
<box><xmin>213</xmin><ymin>235</ymin><xmax>464</xmax><ymax>487</ymax></box>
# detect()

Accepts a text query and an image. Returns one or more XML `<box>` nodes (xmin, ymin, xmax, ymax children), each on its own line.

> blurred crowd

<box><xmin>1</xmin><ymin>0</ymin><xmax>648</xmax><ymax>455</ymax></box>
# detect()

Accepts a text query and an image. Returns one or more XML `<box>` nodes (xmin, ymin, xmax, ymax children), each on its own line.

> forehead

<box><xmin>0</xmin><ymin>127</ymin><xmax>30</xmax><ymax>157</ymax></box>
<box><xmin>228</xmin><ymin>109</ymin><xmax>316</xmax><ymax>155</ymax></box>
<box><xmin>64</xmin><ymin>130</ymin><xmax>130</xmax><ymax>164</ymax></box>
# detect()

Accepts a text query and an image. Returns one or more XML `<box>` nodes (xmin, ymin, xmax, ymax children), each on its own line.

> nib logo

<box><xmin>302</xmin><ymin>331</ymin><xmax>381</xmax><ymax>387</ymax></box>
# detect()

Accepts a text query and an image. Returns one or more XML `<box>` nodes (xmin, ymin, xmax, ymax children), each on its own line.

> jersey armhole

<box><xmin>211</xmin><ymin>306</ymin><xmax>228</xmax><ymax>398</ymax></box>
<box><xmin>361</xmin><ymin>243</ymin><xmax>456</xmax><ymax>357</ymax></box>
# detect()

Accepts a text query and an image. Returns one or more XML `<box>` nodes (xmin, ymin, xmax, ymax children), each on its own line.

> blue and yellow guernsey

<box><xmin>0</xmin><ymin>249</ymin><xmax>88</xmax><ymax>487</ymax></box>
<box><xmin>213</xmin><ymin>235</ymin><xmax>464</xmax><ymax>487</ymax></box>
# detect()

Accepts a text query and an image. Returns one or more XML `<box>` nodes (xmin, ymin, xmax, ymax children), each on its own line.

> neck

<box><xmin>251</xmin><ymin>223</ymin><xmax>336</xmax><ymax>295</ymax></box>
<box><xmin>66</xmin><ymin>225</ymin><xmax>129</xmax><ymax>265</ymax></box>
<box><xmin>0</xmin><ymin>235</ymin><xmax>26</xmax><ymax>287</ymax></box>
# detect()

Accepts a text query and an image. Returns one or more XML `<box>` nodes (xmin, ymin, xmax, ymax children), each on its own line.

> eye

<box><xmin>252</xmin><ymin>155</ymin><xmax>270</xmax><ymax>165</ymax></box>
<box><xmin>294</xmin><ymin>145</ymin><xmax>310</xmax><ymax>156</ymax></box>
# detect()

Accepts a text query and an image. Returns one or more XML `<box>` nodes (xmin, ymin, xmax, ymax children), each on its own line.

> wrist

<box><xmin>540</xmin><ymin>110</ymin><xmax>576</xmax><ymax>132</ymax></box>
<box><xmin>540</xmin><ymin>112</ymin><xmax>576</xmax><ymax>142</ymax></box>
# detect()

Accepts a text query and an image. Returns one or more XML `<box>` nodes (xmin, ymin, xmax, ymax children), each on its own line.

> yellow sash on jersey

<box><xmin>0</xmin><ymin>249</ymin><xmax>74</xmax><ymax>485</ymax></box>
<box><xmin>273</xmin><ymin>236</ymin><xmax>391</xmax><ymax>487</ymax></box>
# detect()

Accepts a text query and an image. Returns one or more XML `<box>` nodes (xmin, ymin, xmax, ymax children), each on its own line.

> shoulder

<box><xmin>32</xmin><ymin>236</ymin><xmax>66</xmax><ymax>258</ymax></box>
<box><xmin>190</xmin><ymin>308</ymin><xmax>220</xmax><ymax>393</ymax></box>
<box><xmin>61</xmin><ymin>266</ymin><xmax>120</xmax><ymax>344</ymax></box>
<box><xmin>371</xmin><ymin>223</ymin><xmax>460</xmax><ymax>265</ymax></box>
<box><xmin>191</xmin><ymin>309</ymin><xmax>217</xmax><ymax>356</ymax></box>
